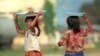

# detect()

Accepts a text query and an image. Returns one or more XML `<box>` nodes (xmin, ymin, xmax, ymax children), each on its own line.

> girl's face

<box><xmin>25</xmin><ymin>18</ymin><xmax>33</xmax><ymax>29</ymax></box>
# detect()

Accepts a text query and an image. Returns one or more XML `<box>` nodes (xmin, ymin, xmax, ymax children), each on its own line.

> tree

<box><xmin>80</xmin><ymin>0</ymin><xmax>100</xmax><ymax>24</ymax></box>
<box><xmin>43</xmin><ymin>0</ymin><xmax>55</xmax><ymax>36</ymax></box>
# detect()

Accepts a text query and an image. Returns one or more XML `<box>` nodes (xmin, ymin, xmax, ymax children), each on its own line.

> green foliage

<box><xmin>18</xmin><ymin>16</ymin><xmax>26</xmax><ymax>30</ymax></box>
<box><xmin>43</xmin><ymin>0</ymin><xmax>55</xmax><ymax>36</ymax></box>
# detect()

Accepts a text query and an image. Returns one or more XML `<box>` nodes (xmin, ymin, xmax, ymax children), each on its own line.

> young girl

<box><xmin>58</xmin><ymin>13</ymin><xmax>93</xmax><ymax>56</ymax></box>
<box><xmin>13</xmin><ymin>11</ymin><xmax>43</xmax><ymax>56</ymax></box>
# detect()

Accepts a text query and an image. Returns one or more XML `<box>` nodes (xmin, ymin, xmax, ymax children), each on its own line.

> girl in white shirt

<box><xmin>13</xmin><ymin>11</ymin><xmax>43</xmax><ymax>56</ymax></box>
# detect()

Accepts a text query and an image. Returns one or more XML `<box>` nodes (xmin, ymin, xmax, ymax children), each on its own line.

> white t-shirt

<box><xmin>24</xmin><ymin>28</ymin><xmax>40</xmax><ymax>51</ymax></box>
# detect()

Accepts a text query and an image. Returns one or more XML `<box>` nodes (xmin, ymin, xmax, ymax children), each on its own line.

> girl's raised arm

<box><xmin>29</xmin><ymin>11</ymin><xmax>43</xmax><ymax>28</ymax></box>
<box><xmin>83</xmin><ymin>13</ymin><xmax>93</xmax><ymax>33</ymax></box>
<box><xmin>13</xmin><ymin>13</ymin><xmax>25</xmax><ymax>34</ymax></box>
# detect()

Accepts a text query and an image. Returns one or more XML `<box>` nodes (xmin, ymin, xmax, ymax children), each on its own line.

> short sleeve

<box><xmin>59</xmin><ymin>31</ymin><xmax>70</xmax><ymax>45</ymax></box>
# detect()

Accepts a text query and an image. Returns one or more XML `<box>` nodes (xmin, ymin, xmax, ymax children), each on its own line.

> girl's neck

<box><xmin>29</xmin><ymin>28</ymin><xmax>35</xmax><ymax>33</ymax></box>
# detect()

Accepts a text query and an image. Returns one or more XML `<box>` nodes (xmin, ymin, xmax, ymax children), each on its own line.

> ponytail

<box><xmin>35</xmin><ymin>21</ymin><xmax>41</xmax><ymax>36</ymax></box>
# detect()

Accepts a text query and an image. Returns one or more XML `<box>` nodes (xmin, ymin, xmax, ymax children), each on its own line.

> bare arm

<box><xmin>58</xmin><ymin>32</ymin><xmax>69</xmax><ymax>47</ymax></box>
<box><xmin>29</xmin><ymin>11</ymin><xmax>43</xmax><ymax>28</ymax></box>
<box><xmin>83</xmin><ymin>13</ymin><xmax>93</xmax><ymax>33</ymax></box>
<box><xmin>13</xmin><ymin>13</ymin><xmax>25</xmax><ymax>34</ymax></box>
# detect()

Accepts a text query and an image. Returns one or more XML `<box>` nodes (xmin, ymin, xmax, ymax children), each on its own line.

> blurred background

<box><xmin>0</xmin><ymin>0</ymin><xmax>100</xmax><ymax>56</ymax></box>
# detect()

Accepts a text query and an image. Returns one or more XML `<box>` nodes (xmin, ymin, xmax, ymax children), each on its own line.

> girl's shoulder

<box><xmin>66</xmin><ymin>28</ymin><xmax>86</xmax><ymax>33</ymax></box>
<box><xmin>80</xmin><ymin>28</ymin><xmax>86</xmax><ymax>33</ymax></box>
<box><xmin>65</xmin><ymin>29</ymin><xmax>73</xmax><ymax>34</ymax></box>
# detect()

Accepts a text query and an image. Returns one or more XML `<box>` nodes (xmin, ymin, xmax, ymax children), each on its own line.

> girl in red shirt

<box><xmin>58</xmin><ymin>13</ymin><xmax>93</xmax><ymax>56</ymax></box>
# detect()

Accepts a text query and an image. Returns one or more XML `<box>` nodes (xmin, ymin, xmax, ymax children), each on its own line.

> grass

<box><xmin>0</xmin><ymin>48</ymin><xmax>24</xmax><ymax>56</ymax></box>
<box><xmin>0</xmin><ymin>46</ymin><xmax>64</xmax><ymax>56</ymax></box>
<box><xmin>0</xmin><ymin>44</ymin><xmax>100</xmax><ymax>56</ymax></box>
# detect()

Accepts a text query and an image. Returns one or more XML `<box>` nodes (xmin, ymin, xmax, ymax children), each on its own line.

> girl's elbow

<box><xmin>16</xmin><ymin>30</ymin><xmax>21</xmax><ymax>33</ymax></box>
<box><xmin>88</xmin><ymin>29</ymin><xmax>93</xmax><ymax>33</ymax></box>
<box><xmin>90</xmin><ymin>27</ymin><xmax>93</xmax><ymax>32</ymax></box>
<box><xmin>16</xmin><ymin>29</ymin><xmax>22</xmax><ymax>33</ymax></box>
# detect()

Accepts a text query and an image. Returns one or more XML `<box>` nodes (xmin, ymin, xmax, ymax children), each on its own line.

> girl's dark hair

<box><xmin>67</xmin><ymin>16</ymin><xmax>80</xmax><ymax>33</ymax></box>
<box><xmin>25</xmin><ymin>16</ymin><xmax>41</xmax><ymax>36</ymax></box>
<box><xmin>35</xmin><ymin>22</ymin><xmax>41</xmax><ymax>36</ymax></box>
<box><xmin>25</xmin><ymin>16</ymin><xmax>36</xmax><ymax>22</ymax></box>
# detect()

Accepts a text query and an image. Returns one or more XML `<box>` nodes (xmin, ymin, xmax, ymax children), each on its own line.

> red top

<box><xmin>58</xmin><ymin>14</ymin><xmax>93</xmax><ymax>52</ymax></box>
<box><xmin>59</xmin><ymin>28</ymin><xmax>88</xmax><ymax>52</ymax></box>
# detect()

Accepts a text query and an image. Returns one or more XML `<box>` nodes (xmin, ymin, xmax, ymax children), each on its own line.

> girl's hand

<box><xmin>83</xmin><ymin>12</ymin><xmax>88</xmax><ymax>20</ymax></box>
<box><xmin>38</xmin><ymin>11</ymin><xmax>44</xmax><ymax>16</ymax></box>
<box><xmin>83</xmin><ymin>12</ymin><xmax>93</xmax><ymax>32</ymax></box>
<box><xmin>58</xmin><ymin>42</ymin><xmax>63</xmax><ymax>47</ymax></box>
<box><xmin>11</xmin><ymin>12</ymin><xmax>18</xmax><ymax>20</ymax></box>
